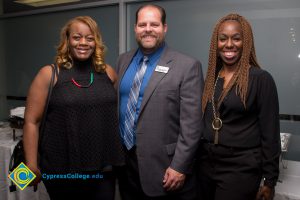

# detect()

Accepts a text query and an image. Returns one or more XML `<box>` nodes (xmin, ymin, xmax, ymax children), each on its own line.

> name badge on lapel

<box><xmin>155</xmin><ymin>65</ymin><xmax>169</xmax><ymax>73</ymax></box>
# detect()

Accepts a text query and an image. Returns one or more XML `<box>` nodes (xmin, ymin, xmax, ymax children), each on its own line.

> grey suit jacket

<box><xmin>116</xmin><ymin>46</ymin><xmax>204</xmax><ymax>196</ymax></box>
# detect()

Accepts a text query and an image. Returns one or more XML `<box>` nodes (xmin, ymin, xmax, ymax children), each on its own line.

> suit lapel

<box><xmin>118</xmin><ymin>50</ymin><xmax>137</xmax><ymax>84</ymax></box>
<box><xmin>138</xmin><ymin>47</ymin><xmax>173</xmax><ymax>120</ymax></box>
<box><xmin>116</xmin><ymin>50</ymin><xmax>137</xmax><ymax>121</ymax></box>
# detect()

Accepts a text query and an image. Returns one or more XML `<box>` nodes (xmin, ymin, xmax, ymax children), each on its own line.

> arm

<box><xmin>23</xmin><ymin>65</ymin><xmax>54</xmax><ymax>185</ymax></box>
<box><xmin>256</xmin><ymin>71</ymin><xmax>281</xmax><ymax>200</ymax></box>
<box><xmin>163</xmin><ymin>60</ymin><xmax>204</xmax><ymax>191</ymax></box>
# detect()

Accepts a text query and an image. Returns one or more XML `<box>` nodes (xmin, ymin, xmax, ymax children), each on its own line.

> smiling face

<box><xmin>134</xmin><ymin>6</ymin><xmax>167</xmax><ymax>54</ymax></box>
<box><xmin>68</xmin><ymin>21</ymin><xmax>95</xmax><ymax>61</ymax></box>
<box><xmin>217</xmin><ymin>20</ymin><xmax>243</xmax><ymax>68</ymax></box>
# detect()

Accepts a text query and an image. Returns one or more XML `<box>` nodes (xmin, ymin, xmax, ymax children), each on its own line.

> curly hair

<box><xmin>202</xmin><ymin>13</ymin><xmax>260</xmax><ymax>113</ymax></box>
<box><xmin>55</xmin><ymin>16</ymin><xmax>107</xmax><ymax>73</ymax></box>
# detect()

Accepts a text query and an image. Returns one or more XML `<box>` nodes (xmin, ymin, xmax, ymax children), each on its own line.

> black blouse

<box><xmin>203</xmin><ymin>66</ymin><xmax>281</xmax><ymax>182</ymax></box>
<box><xmin>39</xmin><ymin>60</ymin><xmax>125</xmax><ymax>173</ymax></box>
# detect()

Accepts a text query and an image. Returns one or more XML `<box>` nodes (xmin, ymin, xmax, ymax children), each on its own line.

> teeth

<box><xmin>78</xmin><ymin>49</ymin><xmax>87</xmax><ymax>53</ymax></box>
<box><xmin>143</xmin><ymin>35</ymin><xmax>154</xmax><ymax>38</ymax></box>
<box><xmin>224</xmin><ymin>52</ymin><xmax>236</xmax><ymax>58</ymax></box>
<box><xmin>225</xmin><ymin>52</ymin><xmax>234</xmax><ymax>56</ymax></box>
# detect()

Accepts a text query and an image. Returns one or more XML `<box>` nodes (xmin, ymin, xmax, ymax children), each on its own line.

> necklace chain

<box><xmin>211</xmin><ymin>69</ymin><xmax>223</xmax><ymax>144</ymax></box>
<box><xmin>71</xmin><ymin>72</ymin><xmax>94</xmax><ymax>88</ymax></box>
<box><xmin>212</xmin><ymin>72</ymin><xmax>220</xmax><ymax>120</ymax></box>
<box><xmin>212</xmin><ymin>70</ymin><xmax>223</xmax><ymax>121</ymax></box>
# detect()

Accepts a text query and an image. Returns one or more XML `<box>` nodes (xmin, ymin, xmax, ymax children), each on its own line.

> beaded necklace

<box><xmin>71</xmin><ymin>72</ymin><xmax>94</xmax><ymax>88</ymax></box>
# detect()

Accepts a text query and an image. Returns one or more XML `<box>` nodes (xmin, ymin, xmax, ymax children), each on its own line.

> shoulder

<box><xmin>249</xmin><ymin>66</ymin><xmax>277</xmax><ymax>90</ymax></box>
<box><xmin>249</xmin><ymin>66</ymin><xmax>275</xmax><ymax>82</ymax></box>
<box><xmin>118</xmin><ymin>49</ymin><xmax>136</xmax><ymax>61</ymax></box>
<box><xmin>165</xmin><ymin>47</ymin><xmax>201</xmax><ymax>65</ymax></box>
<box><xmin>116</xmin><ymin>49</ymin><xmax>137</xmax><ymax>73</ymax></box>
<box><xmin>164</xmin><ymin>48</ymin><xmax>202</xmax><ymax>77</ymax></box>
<box><xmin>161</xmin><ymin>48</ymin><xmax>203</xmax><ymax>80</ymax></box>
<box><xmin>36</xmin><ymin>64</ymin><xmax>54</xmax><ymax>82</ymax></box>
<box><xmin>28</xmin><ymin>64</ymin><xmax>55</xmax><ymax>93</ymax></box>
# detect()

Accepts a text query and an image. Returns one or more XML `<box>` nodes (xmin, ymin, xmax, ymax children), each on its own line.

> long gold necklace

<box><xmin>211</xmin><ymin>70</ymin><xmax>223</xmax><ymax>144</ymax></box>
<box><xmin>211</xmin><ymin>67</ymin><xmax>240</xmax><ymax>144</ymax></box>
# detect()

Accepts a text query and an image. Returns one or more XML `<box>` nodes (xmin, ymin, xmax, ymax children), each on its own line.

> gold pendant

<box><xmin>212</xmin><ymin>118</ymin><xmax>222</xmax><ymax>144</ymax></box>
<box><xmin>212</xmin><ymin>117</ymin><xmax>222</xmax><ymax>131</ymax></box>
<box><xmin>214</xmin><ymin>131</ymin><xmax>219</xmax><ymax>144</ymax></box>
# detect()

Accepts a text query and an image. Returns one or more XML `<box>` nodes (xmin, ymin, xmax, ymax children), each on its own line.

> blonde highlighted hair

<box><xmin>202</xmin><ymin>13</ymin><xmax>260</xmax><ymax>113</ymax></box>
<box><xmin>55</xmin><ymin>16</ymin><xmax>106</xmax><ymax>72</ymax></box>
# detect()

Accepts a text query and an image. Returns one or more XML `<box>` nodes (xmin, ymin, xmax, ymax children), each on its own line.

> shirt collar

<box><xmin>136</xmin><ymin>42</ymin><xmax>166</xmax><ymax>66</ymax></box>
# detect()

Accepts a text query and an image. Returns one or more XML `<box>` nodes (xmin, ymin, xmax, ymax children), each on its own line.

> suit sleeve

<box><xmin>169</xmin><ymin>60</ymin><xmax>204</xmax><ymax>174</ymax></box>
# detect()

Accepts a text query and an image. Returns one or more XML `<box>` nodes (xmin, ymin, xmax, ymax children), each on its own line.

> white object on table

<box><xmin>10</xmin><ymin>107</ymin><xmax>25</xmax><ymax>119</ymax></box>
<box><xmin>280</xmin><ymin>133</ymin><xmax>291</xmax><ymax>152</ymax></box>
<box><xmin>0</xmin><ymin>126</ymin><xmax>49</xmax><ymax>200</ymax></box>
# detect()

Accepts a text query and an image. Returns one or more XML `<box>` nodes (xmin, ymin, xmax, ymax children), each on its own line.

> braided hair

<box><xmin>202</xmin><ymin>13</ymin><xmax>260</xmax><ymax>113</ymax></box>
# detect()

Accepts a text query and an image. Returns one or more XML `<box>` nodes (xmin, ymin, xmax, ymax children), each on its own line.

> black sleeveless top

<box><xmin>40</xmin><ymin>60</ymin><xmax>124</xmax><ymax>173</ymax></box>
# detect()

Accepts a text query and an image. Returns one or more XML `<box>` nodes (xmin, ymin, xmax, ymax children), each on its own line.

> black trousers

<box><xmin>196</xmin><ymin>143</ymin><xmax>262</xmax><ymax>200</ymax></box>
<box><xmin>116</xmin><ymin>147</ymin><xmax>198</xmax><ymax>200</ymax></box>
<box><xmin>43</xmin><ymin>171</ymin><xmax>116</xmax><ymax>200</ymax></box>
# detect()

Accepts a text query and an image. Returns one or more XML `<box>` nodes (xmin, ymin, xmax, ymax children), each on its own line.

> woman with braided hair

<box><xmin>197</xmin><ymin>13</ymin><xmax>280</xmax><ymax>200</ymax></box>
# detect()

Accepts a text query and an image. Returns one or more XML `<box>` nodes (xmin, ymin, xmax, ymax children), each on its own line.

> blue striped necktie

<box><xmin>123</xmin><ymin>56</ymin><xmax>148</xmax><ymax>150</ymax></box>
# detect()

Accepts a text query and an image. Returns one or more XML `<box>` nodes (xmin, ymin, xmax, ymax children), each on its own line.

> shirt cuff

<box><xmin>263</xmin><ymin>178</ymin><xmax>277</xmax><ymax>188</ymax></box>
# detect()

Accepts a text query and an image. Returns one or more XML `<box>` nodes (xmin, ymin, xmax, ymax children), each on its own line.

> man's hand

<box><xmin>256</xmin><ymin>185</ymin><xmax>275</xmax><ymax>200</ymax></box>
<box><xmin>162</xmin><ymin>167</ymin><xmax>186</xmax><ymax>191</ymax></box>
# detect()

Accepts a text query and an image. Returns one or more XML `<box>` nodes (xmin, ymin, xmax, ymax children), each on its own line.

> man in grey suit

<box><xmin>116</xmin><ymin>4</ymin><xmax>204</xmax><ymax>200</ymax></box>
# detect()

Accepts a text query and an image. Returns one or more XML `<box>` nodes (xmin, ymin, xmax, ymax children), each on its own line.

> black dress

<box><xmin>39</xmin><ymin>60</ymin><xmax>124</xmax><ymax>200</ymax></box>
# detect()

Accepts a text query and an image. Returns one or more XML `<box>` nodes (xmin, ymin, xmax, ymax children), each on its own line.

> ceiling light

<box><xmin>14</xmin><ymin>0</ymin><xmax>81</xmax><ymax>7</ymax></box>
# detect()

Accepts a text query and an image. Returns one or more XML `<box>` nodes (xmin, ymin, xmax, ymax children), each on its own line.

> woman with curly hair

<box><xmin>23</xmin><ymin>16</ymin><xmax>124</xmax><ymax>200</ymax></box>
<box><xmin>197</xmin><ymin>13</ymin><xmax>280</xmax><ymax>200</ymax></box>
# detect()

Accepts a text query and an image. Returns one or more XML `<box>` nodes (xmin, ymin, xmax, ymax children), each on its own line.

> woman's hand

<box><xmin>256</xmin><ymin>185</ymin><xmax>275</xmax><ymax>200</ymax></box>
<box><xmin>27</xmin><ymin>164</ymin><xmax>42</xmax><ymax>187</ymax></box>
